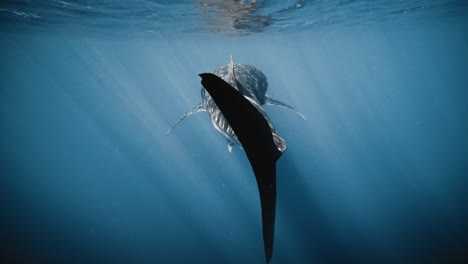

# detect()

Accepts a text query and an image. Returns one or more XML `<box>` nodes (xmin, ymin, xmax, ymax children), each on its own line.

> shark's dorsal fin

<box><xmin>167</xmin><ymin>102</ymin><xmax>206</xmax><ymax>134</ymax></box>
<box><xmin>265</xmin><ymin>96</ymin><xmax>306</xmax><ymax>120</ymax></box>
<box><xmin>224</xmin><ymin>55</ymin><xmax>238</xmax><ymax>89</ymax></box>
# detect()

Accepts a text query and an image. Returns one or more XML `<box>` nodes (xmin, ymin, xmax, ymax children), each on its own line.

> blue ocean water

<box><xmin>1</xmin><ymin>1</ymin><xmax>468</xmax><ymax>263</ymax></box>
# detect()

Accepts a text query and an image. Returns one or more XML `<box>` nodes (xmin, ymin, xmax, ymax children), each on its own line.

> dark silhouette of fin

<box><xmin>265</xmin><ymin>96</ymin><xmax>306</xmax><ymax>120</ymax></box>
<box><xmin>199</xmin><ymin>73</ymin><xmax>282</xmax><ymax>263</ymax></box>
<box><xmin>167</xmin><ymin>103</ymin><xmax>205</xmax><ymax>134</ymax></box>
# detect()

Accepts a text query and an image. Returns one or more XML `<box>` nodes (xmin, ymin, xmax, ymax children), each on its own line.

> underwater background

<box><xmin>1</xmin><ymin>1</ymin><xmax>468</xmax><ymax>263</ymax></box>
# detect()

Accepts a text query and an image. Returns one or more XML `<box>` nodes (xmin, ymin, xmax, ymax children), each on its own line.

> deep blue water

<box><xmin>1</xmin><ymin>1</ymin><xmax>468</xmax><ymax>264</ymax></box>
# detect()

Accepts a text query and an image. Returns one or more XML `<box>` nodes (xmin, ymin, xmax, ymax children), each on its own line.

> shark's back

<box><xmin>201</xmin><ymin>60</ymin><xmax>286</xmax><ymax>152</ymax></box>
<box><xmin>204</xmin><ymin>62</ymin><xmax>269</xmax><ymax>104</ymax></box>
<box><xmin>168</xmin><ymin>56</ymin><xmax>304</xmax><ymax>154</ymax></box>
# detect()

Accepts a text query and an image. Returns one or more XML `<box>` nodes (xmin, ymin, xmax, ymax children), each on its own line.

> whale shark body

<box><xmin>168</xmin><ymin>56</ymin><xmax>305</xmax><ymax>153</ymax></box>
<box><xmin>199</xmin><ymin>72</ymin><xmax>281</xmax><ymax>263</ymax></box>
<box><xmin>168</xmin><ymin>57</ymin><xmax>304</xmax><ymax>263</ymax></box>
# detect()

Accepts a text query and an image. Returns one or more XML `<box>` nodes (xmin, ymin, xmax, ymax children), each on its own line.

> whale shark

<box><xmin>198</xmin><ymin>72</ymin><xmax>282</xmax><ymax>263</ymax></box>
<box><xmin>168</xmin><ymin>56</ymin><xmax>305</xmax><ymax>153</ymax></box>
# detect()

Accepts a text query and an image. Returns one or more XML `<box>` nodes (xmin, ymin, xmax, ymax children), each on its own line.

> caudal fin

<box><xmin>199</xmin><ymin>73</ymin><xmax>282</xmax><ymax>263</ymax></box>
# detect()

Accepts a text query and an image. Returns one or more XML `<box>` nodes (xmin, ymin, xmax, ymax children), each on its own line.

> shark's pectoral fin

<box><xmin>265</xmin><ymin>96</ymin><xmax>306</xmax><ymax>120</ymax></box>
<box><xmin>167</xmin><ymin>103</ymin><xmax>205</xmax><ymax>134</ymax></box>
<box><xmin>227</xmin><ymin>141</ymin><xmax>234</xmax><ymax>154</ymax></box>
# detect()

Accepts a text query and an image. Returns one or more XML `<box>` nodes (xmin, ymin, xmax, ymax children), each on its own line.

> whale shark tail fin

<box><xmin>265</xmin><ymin>96</ymin><xmax>306</xmax><ymax>120</ymax></box>
<box><xmin>167</xmin><ymin>103</ymin><xmax>206</xmax><ymax>134</ymax></box>
<box><xmin>199</xmin><ymin>73</ymin><xmax>282</xmax><ymax>264</ymax></box>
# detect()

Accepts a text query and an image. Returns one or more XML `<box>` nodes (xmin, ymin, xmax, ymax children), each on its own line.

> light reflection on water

<box><xmin>0</xmin><ymin>0</ymin><xmax>467</xmax><ymax>35</ymax></box>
